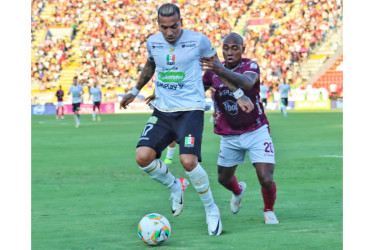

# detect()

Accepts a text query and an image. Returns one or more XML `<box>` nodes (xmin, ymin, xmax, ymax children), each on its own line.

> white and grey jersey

<box><xmin>69</xmin><ymin>84</ymin><xmax>83</xmax><ymax>104</ymax></box>
<box><xmin>90</xmin><ymin>87</ymin><xmax>101</xmax><ymax>102</ymax></box>
<box><xmin>278</xmin><ymin>84</ymin><xmax>290</xmax><ymax>98</ymax></box>
<box><xmin>147</xmin><ymin>29</ymin><xmax>216</xmax><ymax>112</ymax></box>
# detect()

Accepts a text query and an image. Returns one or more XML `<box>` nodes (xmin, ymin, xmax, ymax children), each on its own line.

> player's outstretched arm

<box><xmin>120</xmin><ymin>59</ymin><xmax>156</xmax><ymax>109</ymax></box>
<box><xmin>200</xmin><ymin>55</ymin><xmax>257</xmax><ymax>91</ymax></box>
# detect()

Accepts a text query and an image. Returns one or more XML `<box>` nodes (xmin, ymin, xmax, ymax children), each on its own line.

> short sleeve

<box><xmin>244</xmin><ymin>61</ymin><xmax>260</xmax><ymax>77</ymax></box>
<box><xmin>199</xmin><ymin>34</ymin><xmax>216</xmax><ymax>58</ymax></box>
<box><xmin>146</xmin><ymin>40</ymin><xmax>154</xmax><ymax>62</ymax></box>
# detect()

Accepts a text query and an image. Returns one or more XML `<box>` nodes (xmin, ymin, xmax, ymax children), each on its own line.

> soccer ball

<box><xmin>138</xmin><ymin>213</ymin><xmax>171</xmax><ymax>245</ymax></box>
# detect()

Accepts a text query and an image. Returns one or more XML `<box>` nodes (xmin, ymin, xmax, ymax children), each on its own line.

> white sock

<box><xmin>140</xmin><ymin>159</ymin><xmax>175</xmax><ymax>187</ymax></box>
<box><xmin>93</xmin><ymin>112</ymin><xmax>96</xmax><ymax>119</ymax></box>
<box><xmin>186</xmin><ymin>163</ymin><xmax>214</xmax><ymax>207</ymax></box>
<box><xmin>283</xmin><ymin>106</ymin><xmax>288</xmax><ymax>116</ymax></box>
<box><xmin>166</xmin><ymin>146</ymin><xmax>176</xmax><ymax>159</ymax></box>
<box><xmin>169</xmin><ymin>178</ymin><xmax>182</xmax><ymax>193</ymax></box>
<box><xmin>74</xmin><ymin>114</ymin><xmax>79</xmax><ymax>123</ymax></box>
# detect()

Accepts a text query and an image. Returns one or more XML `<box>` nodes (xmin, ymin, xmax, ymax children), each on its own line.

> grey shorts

<box><xmin>218</xmin><ymin>125</ymin><xmax>275</xmax><ymax>167</ymax></box>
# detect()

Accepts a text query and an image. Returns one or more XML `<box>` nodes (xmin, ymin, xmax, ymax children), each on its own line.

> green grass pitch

<box><xmin>32</xmin><ymin>110</ymin><xmax>342</xmax><ymax>249</ymax></box>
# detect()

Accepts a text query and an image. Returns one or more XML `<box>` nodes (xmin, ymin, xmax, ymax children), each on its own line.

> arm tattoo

<box><xmin>135</xmin><ymin>59</ymin><xmax>156</xmax><ymax>90</ymax></box>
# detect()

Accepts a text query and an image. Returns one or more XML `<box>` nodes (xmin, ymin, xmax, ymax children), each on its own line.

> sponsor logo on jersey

<box><xmin>169</xmin><ymin>47</ymin><xmax>175</xmax><ymax>52</ymax></box>
<box><xmin>182</xmin><ymin>43</ymin><xmax>196</xmax><ymax>48</ymax></box>
<box><xmin>166</xmin><ymin>54</ymin><xmax>175</xmax><ymax>65</ymax></box>
<box><xmin>162</xmin><ymin>66</ymin><xmax>179</xmax><ymax>71</ymax></box>
<box><xmin>158</xmin><ymin>72</ymin><xmax>185</xmax><ymax>82</ymax></box>
<box><xmin>151</xmin><ymin>45</ymin><xmax>163</xmax><ymax>49</ymax></box>
<box><xmin>184</xmin><ymin>134</ymin><xmax>195</xmax><ymax>147</ymax></box>
<box><xmin>218</xmin><ymin>89</ymin><xmax>234</xmax><ymax>97</ymax></box>
<box><xmin>222</xmin><ymin>100</ymin><xmax>238</xmax><ymax>115</ymax></box>
<box><xmin>177</xmin><ymin>82</ymin><xmax>184</xmax><ymax>89</ymax></box>
<box><xmin>156</xmin><ymin>81</ymin><xmax>178</xmax><ymax>90</ymax></box>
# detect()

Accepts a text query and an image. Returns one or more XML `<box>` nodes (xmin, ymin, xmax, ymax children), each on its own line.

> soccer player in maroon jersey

<box><xmin>55</xmin><ymin>85</ymin><xmax>65</xmax><ymax>119</ymax></box>
<box><xmin>201</xmin><ymin>33</ymin><xmax>279</xmax><ymax>224</ymax></box>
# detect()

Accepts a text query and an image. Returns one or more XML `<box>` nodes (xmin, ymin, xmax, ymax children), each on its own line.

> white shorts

<box><xmin>56</xmin><ymin>101</ymin><xmax>64</xmax><ymax>107</ymax></box>
<box><xmin>217</xmin><ymin>124</ymin><xmax>275</xmax><ymax>167</ymax></box>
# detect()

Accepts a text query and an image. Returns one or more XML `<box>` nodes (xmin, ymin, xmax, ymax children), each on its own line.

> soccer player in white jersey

<box><xmin>68</xmin><ymin>76</ymin><xmax>84</xmax><ymax>128</ymax></box>
<box><xmin>260</xmin><ymin>82</ymin><xmax>269</xmax><ymax>109</ymax></box>
<box><xmin>201</xmin><ymin>33</ymin><xmax>279</xmax><ymax>224</ymax></box>
<box><xmin>89</xmin><ymin>81</ymin><xmax>102</xmax><ymax>121</ymax></box>
<box><xmin>120</xmin><ymin>3</ymin><xmax>223</xmax><ymax>235</ymax></box>
<box><xmin>278</xmin><ymin>81</ymin><xmax>291</xmax><ymax>117</ymax></box>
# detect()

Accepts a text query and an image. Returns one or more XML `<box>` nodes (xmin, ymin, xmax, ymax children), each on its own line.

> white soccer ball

<box><xmin>138</xmin><ymin>213</ymin><xmax>171</xmax><ymax>245</ymax></box>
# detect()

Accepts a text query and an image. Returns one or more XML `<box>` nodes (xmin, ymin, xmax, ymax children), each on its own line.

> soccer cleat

<box><xmin>76</xmin><ymin>121</ymin><xmax>80</xmax><ymax>128</ymax></box>
<box><xmin>170</xmin><ymin>178</ymin><xmax>189</xmax><ymax>217</ymax></box>
<box><xmin>164</xmin><ymin>158</ymin><xmax>173</xmax><ymax>165</ymax></box>
<box><xmin>61</xmin><ymin>116</ymin><xmax>64</xmax><ymax>119</ymax></box>
<box><xmin>56</xmin><ymin>115</ymin><xmax>59</xmax><ymax>119</ymax></box>
<box><xmin>264</xmin><ymin>211</ymin><xmax>279</xmax><ymax>224</ymax></box>
<box><xmin>205</xmin><ymin>203</ymin><xmax>222</xmax><ymax>235</ymax></box>
<box><xmin>98</xmin><ymin>116</ymin><xmax>101</xmax><ymax>121</ymax></box>
<box><xmin>230</xmin><ymin>182</ymin><xmax>247</xmax><ymax>214</ymax></box>
<box><xmin>93</xmin><ymin>117</ymin><xmax>96</xmax><ymax>121</ymax></box>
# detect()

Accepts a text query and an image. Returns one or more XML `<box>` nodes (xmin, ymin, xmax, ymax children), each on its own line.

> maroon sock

<box><xmin>261</xmin><ymin>182</ymin><xmax>277</xmax><ymax>212</ymax></box>
<box><xmin>222</xmin><ymin>175</ymin><xmax>242</xmax><ymax>195</ymax></box>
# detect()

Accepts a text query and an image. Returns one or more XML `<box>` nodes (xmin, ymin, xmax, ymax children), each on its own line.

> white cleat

<box><xmin>231</xmin><ymin>182</ymin><xmax>247</xmax><ymax>214</ymax></box>
<box><xmin>170</xmin><ymin>178</ymin><xmax>188</xmax><ymax>216</ymax></box>
<box><xmin>75</xmin><ymin>121</ymin><xmax>80</xmax><ymax>128</ymax></box>
<box><xmin>205</xmin><ymin>203</ymin><xmax>222</xmax><ymax>235</ymax></box>
<box><xmin>264</xmin><ymin>211</ymin><xmax>279</xmax><ymax>224</ymax></box>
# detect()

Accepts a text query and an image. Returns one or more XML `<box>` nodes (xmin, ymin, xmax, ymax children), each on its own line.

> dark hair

<box><xmin>158</xmin><ymin>3</ymin><xmax>180</xmax><ymax>19</ymax></box>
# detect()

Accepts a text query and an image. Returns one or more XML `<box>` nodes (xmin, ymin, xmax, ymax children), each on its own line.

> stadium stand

<box><xmin>31</xmin><ymin>0</ymin><xmax>343</xmax><ymax>105</ymax></box>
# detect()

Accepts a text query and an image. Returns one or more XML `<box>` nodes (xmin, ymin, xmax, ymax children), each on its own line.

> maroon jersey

<box><xmin>203</xmin><ymin>58</ymin><xmax>269</xmax><ymax>135</ymax></box>
<box><xmin>56</xmin><ymin>89</ymin><xmax>64</xmax><ymax>102</ymax></box>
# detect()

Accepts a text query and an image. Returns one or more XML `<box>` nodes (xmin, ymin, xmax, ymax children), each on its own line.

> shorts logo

<box><xmin>184</xmin><ymin>134</ymin><xmax>195</xmax><ymax>148</ymax></box>
<box><xmin>147</xmin><ymin>116</ymin><xmax>158</xmax><ymax>124</ymax></box>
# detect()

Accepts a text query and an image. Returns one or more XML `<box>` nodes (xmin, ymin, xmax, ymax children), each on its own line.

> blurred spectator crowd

<box><xmin>241</xmin><ymin>0</ymin><xmax>342</xmax><ymax>96</ymax></box>
<box><xmin>31</xmin><ymin>0</ymin><xmax>342</xmax><ymax>97</ymax></box>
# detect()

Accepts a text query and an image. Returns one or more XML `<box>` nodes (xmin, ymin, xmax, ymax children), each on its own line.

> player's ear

<box><xmin>180</xmin><ymin>18</ymin><xmax>183</xmax><ymax>27</ymax></box>
<box><xmin>242</xmin><ymin>46</ymin><xmax>246</xmax><ymax>54</ymax></box>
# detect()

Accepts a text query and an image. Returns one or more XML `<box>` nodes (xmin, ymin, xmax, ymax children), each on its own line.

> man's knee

<box><xmin>179</xmin><ymin>154</ymin><xmax>198</xmax><ymax>172</ymax></box>
<box><xmin>136</xmin><ymin>147</ymin><xmax>156</xmax><ymax>167</ymax></box>
<box><xmin>255</xmin><ymin>163</ymin><xmax>274</xmax><ymax>189</ymax></box>
<box><xmin>218</xmin><ymin>174</ymin><xmax>231</xmax><ymax>186</ymax></box>
<box><xmin>259</xmin><ymin>176</ymin><xmax>273</xmax><ymax>189</ymax></box>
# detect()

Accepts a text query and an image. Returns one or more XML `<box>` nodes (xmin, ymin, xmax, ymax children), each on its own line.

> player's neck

<box><xmin>225</xmin><ymin>59</ymin><xmax>242</xmax><ymax>71</ymax></box>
